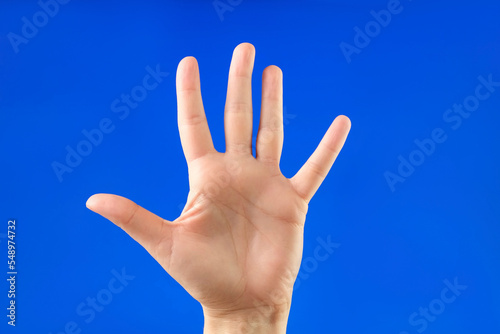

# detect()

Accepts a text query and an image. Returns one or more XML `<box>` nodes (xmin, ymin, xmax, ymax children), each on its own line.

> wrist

<box><xmin>203</xmin><ymin>303</ymin><xmax>290</xmax><ymax>334</ymax></box>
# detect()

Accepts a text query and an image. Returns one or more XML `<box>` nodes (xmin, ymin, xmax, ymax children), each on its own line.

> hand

<box><xmin>86</xmin><ymin>43</ymin><xmax>351</xmax><ymax>333</ymax></box>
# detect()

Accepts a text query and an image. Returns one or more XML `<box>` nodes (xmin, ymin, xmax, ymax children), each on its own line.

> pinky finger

<box><xmin>290</xmin><ymin>115</ymin><xmax>351</xmax><ymax>203</ymax></box>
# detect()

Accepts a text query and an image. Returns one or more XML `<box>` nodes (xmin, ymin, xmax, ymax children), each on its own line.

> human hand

<box><xmin>86</xmin><ymin>43</ymin><xmax>351</xmax><ymax>333</ymax></box>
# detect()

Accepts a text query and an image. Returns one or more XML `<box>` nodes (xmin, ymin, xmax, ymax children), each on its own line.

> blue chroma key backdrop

<box><xmin>1</xmin><ymin>0</ymin><xmax>499</xmax><ymax>333</ymax></box>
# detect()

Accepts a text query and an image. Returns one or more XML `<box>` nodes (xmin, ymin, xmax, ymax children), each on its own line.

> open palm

<box><xmin>86</xmin><ymin>43</ymin><xmax>350</xmax><ymax>320</ymax></box>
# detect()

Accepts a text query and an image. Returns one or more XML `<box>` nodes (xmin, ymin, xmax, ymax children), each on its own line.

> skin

<box><xmin>86</xmin><ymin>43</ymin><xmax>351</xmax><ymax>333</ymax></box>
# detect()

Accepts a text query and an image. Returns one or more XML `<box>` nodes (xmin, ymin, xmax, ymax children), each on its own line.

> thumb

<box><xmin>86</xmin><ymin>193</ymin><xmax>172</xmax><ymax>256</ymax></box>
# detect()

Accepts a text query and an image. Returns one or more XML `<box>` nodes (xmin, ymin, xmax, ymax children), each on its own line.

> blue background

<box><xmin>1</xmin><ymin>0</ymin><xmax>499</xmax><ymax>333</ymax></box>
